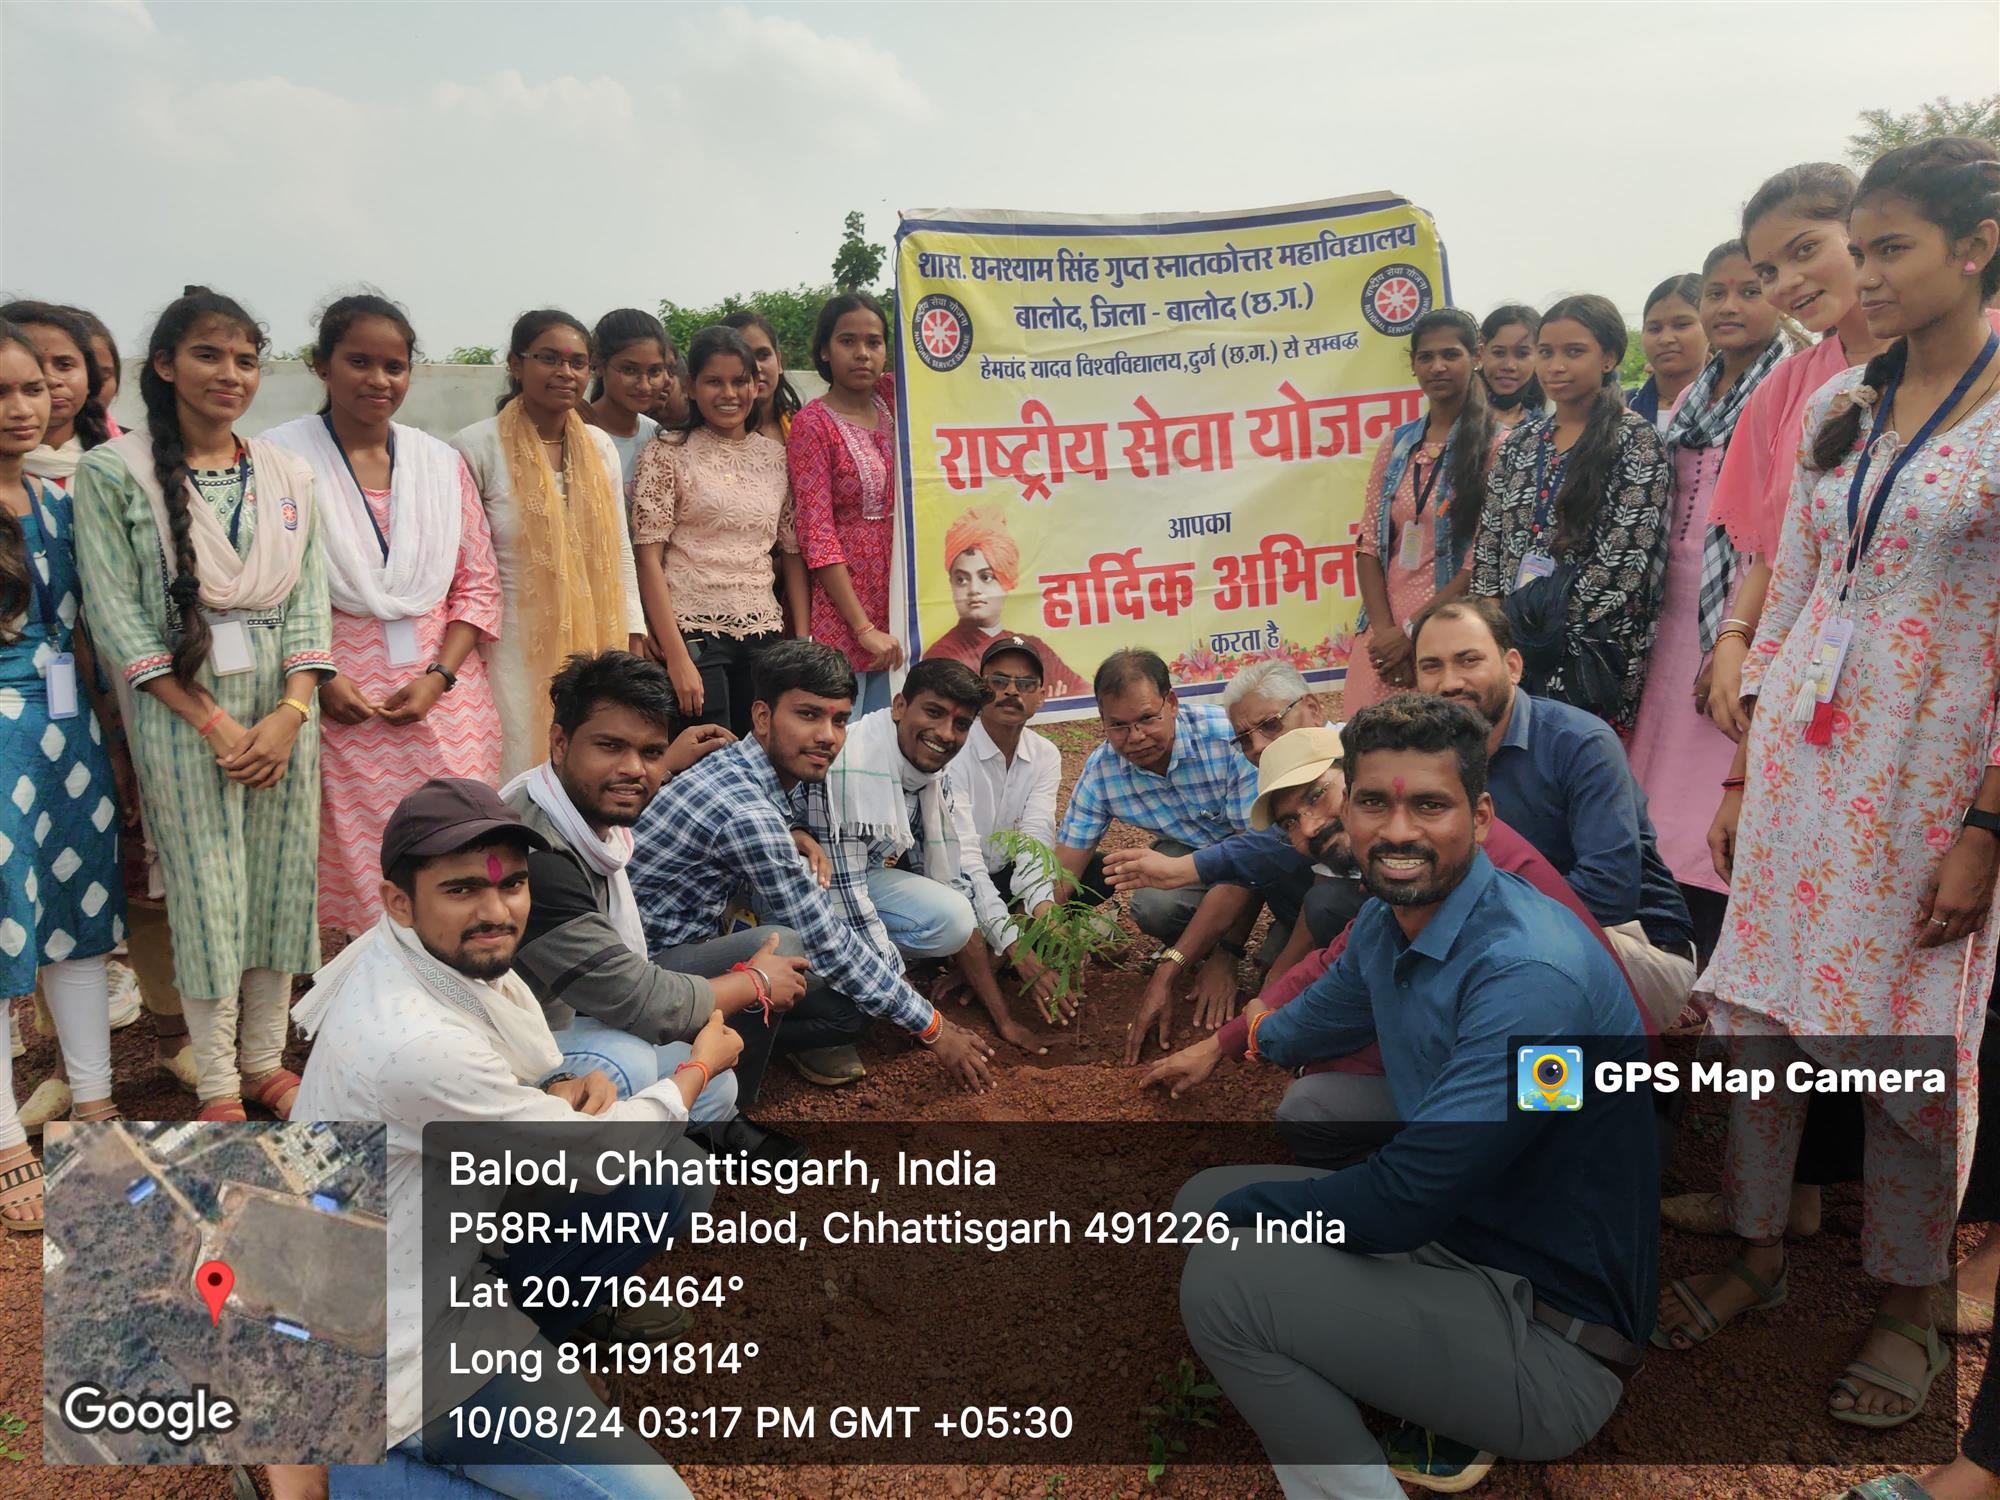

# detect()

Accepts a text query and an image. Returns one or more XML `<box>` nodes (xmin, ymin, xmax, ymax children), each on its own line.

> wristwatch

<box><xmin>1155</xmin><ymin>946</ymin><xmax>1189</xmax><ymax>969</ymax></box>
<box><xmin>1964</xmin><ymin>807</ymin><xmax>2000</xmax><ymax>839</ymax></box>
<box><xmin>426</xmin><ymin>662</ymin><xmax>458</xmax><ymax>692</ymax></box>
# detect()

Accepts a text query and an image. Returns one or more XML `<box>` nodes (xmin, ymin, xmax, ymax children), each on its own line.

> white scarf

<box><xmin>261</xmin><ymin>414</ymin><xmax>463</xmax><ymax>620</ymax></box>
<box><xmin>824</xmin><ymin>707</ymin><xmax>960</xmax><ymax>883</ymax></box>
<box><xmin>23</xmin><ymin>436</ymin><xmax>84</xmax><ymax>484</ymax></box>
<box><xmin>107</xmin><ymin>430</ymin><xmax>314</xmax><ymax>613</ymax></box>
<box><xmin>503</xmin><ymin>762</ymin><xmax>646</xmax><ymax>956</ymax></box>
<box><xmin>292</xmin><ymin>915</ymin><xmax>564</xmax><ymax>1085</ymax></box>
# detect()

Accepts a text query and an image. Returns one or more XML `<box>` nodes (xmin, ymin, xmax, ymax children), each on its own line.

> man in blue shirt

<box><xmin>1410</xmin><ymin>597</ymin><xmax>1697</xmax><ymax>1030</ymax></box>
<box><xmin>1175</xmin><ymin>695</ymin><xmax>1655</xmax><ymax>1499</ymax></box>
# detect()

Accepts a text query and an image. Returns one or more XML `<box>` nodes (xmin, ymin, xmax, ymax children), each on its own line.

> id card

<box><xmin>1515</xmin><ymin>551</ymin><xmax>1557</xmax><ymax>588</ymax></box>
<box><xmin>44</xmin><ymin>651</ymin><xmax>77</xmax><ymax>720</ymax></box>
<box><xmin>1810</xmin><ymin>617</ymin><xmax>1854</xmax><ymax>704</ymax></box>
<box><xmin>204</xmin><ymin>611</ymin><xmax>254</xmax><ymax>676</ymax></box>
<box><xmin>382</xmin><ymin>616</ymin><xmax>422</xmax><ymax>666</ymax></box>
<box><xmin>1397</xmin><ymin>519</ymin><xmax>1424</xmax><ymax>572</ymax></box>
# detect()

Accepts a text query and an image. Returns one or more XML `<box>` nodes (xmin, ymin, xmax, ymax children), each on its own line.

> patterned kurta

<box><xmin>71</xmin><ymin>445</ymin><xmax>333</xmax><ymax>999</ymax></box>
<box><xmin>318</xmin><ymin>463</ymin><xmax>504</xmax><ymax>935</ymax></box>
<box><xmin>0</xmin><ymin>480</ymin><xmax>126</xmax><ymax>994</ymax></box>
<box><xmin>1470</xmin><ymin>409</ymin><xmax>1671</xmax><ymax>732</ymax></box>
<box><xmin>1699</xmin><ymin>370</ymin><xmax>1999</xmax><ymax>1158</ymax></box>
<box><xmin>788</xmin><ymin>395</ymin><xmax>895</xmax><ymax>671</ymax></box>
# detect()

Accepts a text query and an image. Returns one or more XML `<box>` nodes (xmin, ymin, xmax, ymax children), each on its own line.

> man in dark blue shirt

<box><xmin>1410</xmin><ymin>597</ymin><xmax>1697</xmax><ymax>1031</ymax></box>
<box><xmin>1175</xmin><ymin>694</ymin><xmax>1655</xmax><ymax>1498</ymax></box>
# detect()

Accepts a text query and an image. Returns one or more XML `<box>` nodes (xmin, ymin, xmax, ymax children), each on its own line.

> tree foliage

<box><xmin>445</xmin><ymin>345</ymin><xmax>498</xmax><ymax>366</ymax></box>
<box><xmin>1848</xmin><ymin>95</ymin><xmax>2000</xmax><ymax>166</ymax></box>
<box><xmin>1618</xmin><ymin>333</ymin><xmax>1650</xmax><ymax>388</ymax></box>
<box><xmin>832</xmin><ymin>209</ymin><xmax>887</xmax><ymax>292</ymax></box>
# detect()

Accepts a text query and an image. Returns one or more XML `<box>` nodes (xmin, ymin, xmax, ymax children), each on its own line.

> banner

<box><xmin>893</xmin><ymin>192</ymin><xmax>1449</xmax><ymax>718</ymax></box>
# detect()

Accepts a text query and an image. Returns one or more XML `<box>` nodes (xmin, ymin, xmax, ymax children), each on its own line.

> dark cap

<box><xmin>978</xmin><ymin>633</ymin><xmax>1045</xmax><ymax>678</ymax></box>
<box><xmin>380</xmin><ymin>778</ymin><xmax>548</xmax><ymax>874</ymax></box>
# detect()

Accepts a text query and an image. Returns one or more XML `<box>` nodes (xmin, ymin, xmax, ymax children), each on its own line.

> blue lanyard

<box><xmin>1841</xmin><ymin>329</ymin><xmax>1998</xmax><ymax>601</ymax></box>
<box><xmin>21</xmin><ymin>480</ymin><xmax>62</xmax><ymax>639</ymax></box>
<box><xmin>320</xmin><ymin>413</ymin><xmax>395</xmax><ymax>561</ymax></box>
<box><xmin>1529</xmin><ymin>424</ymin><xmax>1566</xmax><ymax>539</ymax></box>
<box><xmin>220</xmin><ymin>446</ymin><xmax>252</xmax><ymax>550</ymax></box>
<box><xmin>1411</xmin><ymin>447</ymin><xmax>1445</xmax><ymax>519</ymax></box>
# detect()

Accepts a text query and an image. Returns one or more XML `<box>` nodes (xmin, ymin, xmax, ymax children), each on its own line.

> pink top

<box><xmin>629</xmin><ymin>427</ymin><xmax>797</xmax><ymax>638</ymax></box>
<box><xmin>788</xmin><ymin>395</ymin><xmax>896</xmax><ymax>670</ymax></box>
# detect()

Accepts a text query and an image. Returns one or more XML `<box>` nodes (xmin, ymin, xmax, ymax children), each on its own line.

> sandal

<box><xmin>1826</xmin><ymin>1478</ymin><xmax>1937</xmax><ymax>1499</ymax></box>
<box><xmin>243</xmin><ymin>1067</ymin><xmax>302</xmax><ymax>1119</ymax></box>
<box><xmin>70</xmin><ymin>1099</ymin><xmax>123</xmax><ymax>1124</ymax></box>
<box><xmin>1651</xmin><ymin>1254</ymin><xmax>1789</xmax><ymax>1349</ymax></box>
<box><xmin>197</xmin><ymin>1098</ymin><xmax>249</xmax><ymax>1122</ymax></box>
<box><xmin>0</xmin><ymin>1152</ymin><xmax>46</xmax><ymax>1234</ymax></box>
<box><xmin>1660</xmin><ymin>1189</ymin><xmax>1822</xmax><ymax>1239</ymax></box>
<box><xmin>1829</xmin><ymin>1312</ymin><xmax>1946</xmax><ymax>1429</ymax></box>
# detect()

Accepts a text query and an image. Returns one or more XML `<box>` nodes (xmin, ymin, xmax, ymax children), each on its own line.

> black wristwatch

<box><xmin>426</xmin><ymin>662</ymin><xmax>458</xmax><ymax>692</ymax></box>
<box><xmin>1964</xmin><ymin>807</ymin><xmax>2000</xmax><ymax>839</ymax></box>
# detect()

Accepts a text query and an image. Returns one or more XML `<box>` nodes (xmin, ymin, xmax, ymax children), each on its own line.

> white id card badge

<box><xmin>1397</xmin><ymin>520</ymin><xmax>1424</xmax><ymax>571</ymax></box>
<box><xmin>204</xmin><ymin>611</ymin><xmax>255</xmax><ymax>676</ymax></box>
<box><xmin>1515</xmin><ymin>551</ymin><xmax>1557</xmax><ymax>588</ymax></box>
<box><xmin>382</xmin><ymin>616</ymin><xmax>422</xmax><ymax>666</ymax></box>
<box><xmin>1811</xmin><ymin>617</ymin><xmax>1854</xmax><ymax>704</ymax></box>
<box><xmin>44</xmin><ymin>652</ymin><xmax>78</xmax><ymax>720</ymax></box>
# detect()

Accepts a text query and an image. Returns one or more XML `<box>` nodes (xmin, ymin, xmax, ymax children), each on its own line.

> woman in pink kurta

<box><xmin>1661</xmin><ymin>143</ymin><xmax>2000</xmax><ymax>1426</ymax></box>
<box><xmin>263</xmin><ymin>296</ymin><xmax>504</xmax><ymax>935</ymax></box>
<box><xmin>789</xmin><ymin>294</ymin><xmax>899</xmax><ymax>716</ymax></box>
<box><xmin>1346</xmin><ymin>309</ymin><xmax>1497</xmax><ymax>712</ymax></box>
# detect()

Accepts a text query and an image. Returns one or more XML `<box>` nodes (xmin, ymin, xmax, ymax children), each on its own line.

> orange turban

<box><xmin>943</xmin><ymin>505</ymin><xmax>1020</xmax><ymax>591</ymax></box>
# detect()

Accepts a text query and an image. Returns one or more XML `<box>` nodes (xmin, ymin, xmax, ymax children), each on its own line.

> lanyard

<box><xmin>1529</xmin><ymin>424</ymin><xmax>1566</xmax><ymax>538</ymax></box>
<box><xmin>320</xmin><ymin>413</ymin><xmax>396</xmax><ymax>562</ymax></box>
<box><xmin>21</xmin><ymin>480</ymin><xmax>62</xmax><ymax>640</ymax></box>
<box><xmin>1411</xmin><ymin>447</ymin><xmax>1445</xmax><ymax>519</ymax></box>
<box><xmin>219</xmin><ymin>445</ymin><xmax>252</xmax><ymax>550</ymax></box>
<box><xmin>1840</xmin><ymin>329</ymin><xmax>1998</xmax><ymax>601</ymax></box>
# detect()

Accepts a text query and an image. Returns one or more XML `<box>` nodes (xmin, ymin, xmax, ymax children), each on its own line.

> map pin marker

<box><xmin>196</xmin><ymin>1260</ymin><xmax>234</xmax><ymax>1326</ymax></box>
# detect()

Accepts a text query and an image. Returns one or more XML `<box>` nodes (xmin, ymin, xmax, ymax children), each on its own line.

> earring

<box><xmin>1968</xmin><ymin>261</ymin><xmax>1981</xmax><ymax>274</ymax></box>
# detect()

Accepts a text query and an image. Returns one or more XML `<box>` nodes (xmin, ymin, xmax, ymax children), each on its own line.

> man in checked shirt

<box><xmin>631</xmin><ymin>640</ymin><xmax>996</xmax><ymax>1091</ymax></box>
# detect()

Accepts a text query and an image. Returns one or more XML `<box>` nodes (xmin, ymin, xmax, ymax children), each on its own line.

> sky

<box><xmin>3</xmin><ymin>1</ymin><xmax>1996</xmax><ymax>356</ymax></box>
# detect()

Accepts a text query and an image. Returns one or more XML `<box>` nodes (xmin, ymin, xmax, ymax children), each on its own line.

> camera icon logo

<box><xmin>1516</xmin><ymin>1046</ymin><xmax>1583</xmax><ymax>1112</ymax></box>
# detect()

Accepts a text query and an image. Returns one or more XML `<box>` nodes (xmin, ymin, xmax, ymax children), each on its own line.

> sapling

<box><xmin>988</xmin><ymin>830</ymin><xmax>1126</xmax><ymax>1023</ymax></box>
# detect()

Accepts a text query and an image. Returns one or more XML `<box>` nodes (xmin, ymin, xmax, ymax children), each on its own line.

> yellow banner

<box><xmin>893</xmin><ymin>192</ymin><xmax>1448</xmax><ymax>717</ymax></box>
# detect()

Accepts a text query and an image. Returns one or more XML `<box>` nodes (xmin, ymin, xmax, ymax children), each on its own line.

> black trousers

<box><xmin>766</xmin><ymin>981</ymin><xmax>872</xmax><ymax>1058</ymax></box>
<box><xmin>678</xmin><ymin>630</ymin><xmax>780</xmax><ymax>740</ymax></box>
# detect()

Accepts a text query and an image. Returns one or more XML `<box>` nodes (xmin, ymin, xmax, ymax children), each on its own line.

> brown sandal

<box><xmin>243</xmin><ymin>1068</ymin><xmax>301</xmax><ymax>1119</ymax></box>
<box><xmin>0</xmin><ymin>1152</ymin><xmax>46</xmax><ymax>1234</ymax></box>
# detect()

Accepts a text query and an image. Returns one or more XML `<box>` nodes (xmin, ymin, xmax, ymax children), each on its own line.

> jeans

<box><xmin>552</xmin><ymin>1016</ymin><xmax>737</xmax><ymax>1122</ymax></box>
<box><xmin>852</xmin><ymin>670</ymin><xmax>893</xmax><ymax>715</ymax></box>
<box><xmin>677</xmin><ymin>630</ymin><xmax>779</xmax><ymax>740</ymax></box>
<box><xmin>863</xmin><ymin>866</ymin><xmax>974</xmax><ymax>960</ymax></box>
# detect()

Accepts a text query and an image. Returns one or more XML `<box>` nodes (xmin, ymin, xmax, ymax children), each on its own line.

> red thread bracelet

<box><xmin>730</xmin><ymin>961</ymin><xmax>774</xmax><ymax>1025</ymax></box>
<box><xmin>674</xmin><ymin>1059</ymin><xmax>711</xmax><ymax>1092</ymax></box>
<box><xmin>918</xmin><ymin>1009</ymin><xmax>944</xmax><ymax>1045</ymax></box>
<box><xmin>197</xmin><ymin>709</ymin><xmax>225</xmax><ymax>738</ymax></box>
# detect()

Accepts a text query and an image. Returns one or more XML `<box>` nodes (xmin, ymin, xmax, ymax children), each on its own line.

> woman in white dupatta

<box><xmin>73</xmin><ymin>288</ymin><xmax>333</xmax><ymax>1122</ymax></box>
<box><xmin>265</xmin><ymin>294</ymin><xmax>503</xmax><ymax>936</ymax></box>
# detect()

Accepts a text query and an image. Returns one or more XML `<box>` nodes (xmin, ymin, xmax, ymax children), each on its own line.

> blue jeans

<box><xmin>853</xmin><ymin>670</ymin><xmax>893</xmax><ymax>715</ymax></box>
<box><xmin>864</xmin><ymin>866</ymin><xmax>974</xmax><ymax>960</ymax></box>
<box><xmin>550</xmin><ymin>1015</ymin><xmax>737</xmax><ymax>1122</ymax></box>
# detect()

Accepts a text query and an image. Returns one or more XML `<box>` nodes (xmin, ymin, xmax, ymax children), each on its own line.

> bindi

<box><xmin>1391</xmin><ymin>776</ymin><xmax>1406</xmax><ymax>797</ymax></box>
<box><xmin>486</xmin><ymin>853</ymin><xmax>504</xmax><ymax>884</ymax></box>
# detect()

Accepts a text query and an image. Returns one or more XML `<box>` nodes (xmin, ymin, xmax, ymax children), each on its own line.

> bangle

<box><xmin>673</xmin><ymin>1058</ymin><xmax>711</xmax><ymax>1092</ymax></box>
<box><xmin>196</xmin><ymin>709</ymin><xmax>225</xmax><ymax>738</ymax></box>
<box><xmin>280</xmin><ymin>696</ymin><xmax>312</xmax><ymax>722</ymax></box>
<box><xmin>1720</xmin><ymin>776</ymin><xmax>1747</xmax><ymax>790</ymax></box>
<box><xmin>730</xmin><ymin>961</ymin><xmax>774</xmax><ymax>1026</ymax></box>
<box><xmin>917</xmin><ymin>1009</ymin><xmax>944</xmax><ymax>1045</ymax></box>
<box><xmin>1246</xmin><ymin>1010</ymin><xmax>1270</xmax><ymax>1061</ymax></box>
<box><xmin>1156</xmin><ymin>946</ymin><xmax>1189</xmax><ymax>970</ymax></box>
<box><xmin>1714</xmin><ymin>627</ymin><xmax>1752</xmax><ymax>648</ymax></box>
<box><xmin>1719</xmin><ymin>617</ymin><xmax>1753</xmax><ymax>632</ymax></box>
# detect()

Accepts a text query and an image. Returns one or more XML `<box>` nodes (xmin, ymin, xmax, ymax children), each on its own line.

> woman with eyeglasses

<box><xmin>453</xmin><ymin>310</ymin><xmax>645</xmax><ymax>778</ymax></box>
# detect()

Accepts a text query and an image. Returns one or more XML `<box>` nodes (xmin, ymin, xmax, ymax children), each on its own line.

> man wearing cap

<box><xmin>501</xmin><ymin>651</ymin><xmax>808</xmax><ymax>1154</ymax></box>
<box><xmin>1169</xmin><ymin>696</ymin><xmax>1656</xmax><ymax>1500</ymax></box>
<box><xmin>296</xmin><ymin>778</ymin><xmax>738</xmax><ymax>1497</ymax></box>
<box><xmin>937</xmin><ymin>636</ymin><xmax>1113</xmax><ymax>1051</ymax></box>
<box><xmin>1143</xmin><ymin>716</ymin><xmax>1652</xmax><ymax>1172</ymax></box>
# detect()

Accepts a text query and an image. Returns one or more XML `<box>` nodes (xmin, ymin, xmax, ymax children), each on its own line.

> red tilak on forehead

<box><xmin>1392</xmin><ymin>776</ymin><xmax>1406</xmax><ymax>796</ymax></box>
<box><xmin>487</xmin><ymin>853</ymin><xmax>504</xmax><ymax>883</ymax></box>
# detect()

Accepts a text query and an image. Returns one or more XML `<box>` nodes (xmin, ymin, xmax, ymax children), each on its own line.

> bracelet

<box><xmin>1719</xmin><ymin>617</ymin><xmax>1753</xmax><ymax>632</ymax></box>
<box><xmin>1720</xmin><ymin>776</ymin><xmax>1747</xmax><ymax>790</ymax></box>
<box><xmin>1246</xmin><ymin>1010</ymin><xmax>1270</xmax><ymax>1061</ymax></box>
<box><xmin>1156</xmin><ymin>946</ymin><xmax>1189</xmax><ymax>970</ymax></box>
<box><xmin>280</xmin><ymin>696</ymin><xmax>312</xmax><ymax>721</ymax></box>
<box><xmin>1714</xmin><ymin>627</ymin><xmax>1753</xmax><ymax>648</ymax></box>
<box><xmin>730</xmin><ymin>961</ymin><xmax>774</xmax><ymax>1026</ymax></box>
<box><xmin>917</xmin><ymin>1009</ymin><xmax>944</xmax><ymax>1045</ymax></box>
<box><xmin>196</xmin><ymin>709</ymin><xmax>225</xmax><ymax>738</ymax></box>
<box><xmin>673</xmin><ymin>1059</ymin><xmax>711</xmax><ymax>1092</ymax></box>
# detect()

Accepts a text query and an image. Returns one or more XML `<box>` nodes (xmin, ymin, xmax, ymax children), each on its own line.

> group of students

<box><xmin>0</xmin><ymin>133</ymin><xmax>1995</xmax><ymax>1500</ymax></box>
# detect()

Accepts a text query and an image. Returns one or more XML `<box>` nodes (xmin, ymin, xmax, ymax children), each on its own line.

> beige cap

<box><xmin>1248</xmin><ymin>726</ymin><xmax>1344</xmax><ymax>830</ymax></box>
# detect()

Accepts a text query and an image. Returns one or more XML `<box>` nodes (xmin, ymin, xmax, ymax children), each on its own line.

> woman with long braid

<box><xmin>72</xmin><ymin>288</ymin><xmax>333</xmax><ymax>1121</ymax></box>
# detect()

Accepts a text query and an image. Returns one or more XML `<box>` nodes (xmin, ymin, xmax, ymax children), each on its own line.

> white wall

<box><xmin>107</xmin><ymin>360</ymin><xmax>829</xmax><ymax>441</ymax></box>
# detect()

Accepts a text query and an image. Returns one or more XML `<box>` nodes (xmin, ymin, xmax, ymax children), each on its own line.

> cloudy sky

<box><xmin>4</xmin><ymin>1</ymin><xmax>1995</xmax><ymax>355</ymax></box>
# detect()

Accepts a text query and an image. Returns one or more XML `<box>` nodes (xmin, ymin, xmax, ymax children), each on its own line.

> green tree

<box><xmin>445</xmin><ymin>345</ymin><xmax>498</xmax><ymax>365</ymax></box>
<box><xmin>1848</xmin><ymin>94</ymin><xmax>2000</xmax><ymax>166</ymax></box>
<box><xmin>660</xmin><ymin>284</ymin><xmax>897</xmax><ymax>375</ymax></box>
<box><xmin>831</xmin><ymin>209</ymin><xmax>887</xmax><ymax>293</ymax></box>
<box><xmin>1618</xmin><ymin>331</ymin><xmax>1649</xmax><ymax>388</ymax></box>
